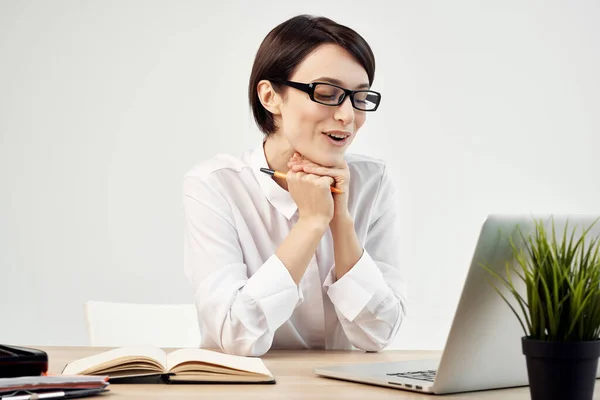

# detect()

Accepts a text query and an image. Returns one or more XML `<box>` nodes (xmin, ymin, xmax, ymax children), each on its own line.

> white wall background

<box><xmin>1</xmin><ymin>0</ymin><xmax>599</xmax><ymax>350</ymax></box>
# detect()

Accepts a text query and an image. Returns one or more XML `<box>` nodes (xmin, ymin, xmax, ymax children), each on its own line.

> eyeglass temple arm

<box><xmin>271</xmin><ymin>79</ymin><xmax>308</xmax><ymax>92</ymax></box>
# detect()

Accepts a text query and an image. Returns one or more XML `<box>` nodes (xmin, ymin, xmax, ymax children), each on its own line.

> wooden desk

<box><xmin>43</xmin><ymin>346</ymin><xmax>600</xmax><ymax>399</ymax></box>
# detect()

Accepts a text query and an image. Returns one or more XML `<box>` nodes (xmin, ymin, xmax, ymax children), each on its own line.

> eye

<box><xmin>313</xmin><ymin>84</ymin><xmax>344</xmax><ymax>103</ymax></box>
<box><xmin>315</xmin><ymin>92</ymin><xmax>338</xmax><ymax>100</ymax></box>
<box><xmin>353</xmin><ymin>92</ymin><xmax>378</xmax><ymax>106</ymax></box>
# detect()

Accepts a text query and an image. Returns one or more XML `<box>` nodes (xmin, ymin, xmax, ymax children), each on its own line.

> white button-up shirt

<box><xmin>183</xmin><ymin>143</ymin><xmax>407</xmax><ymax>356</ymax></box>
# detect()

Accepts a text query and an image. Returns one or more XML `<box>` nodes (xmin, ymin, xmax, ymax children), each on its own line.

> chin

<box><xmin>311</xmin><ymin>152</ymin><xmax>345</xmax><ymax>167</ymax></box>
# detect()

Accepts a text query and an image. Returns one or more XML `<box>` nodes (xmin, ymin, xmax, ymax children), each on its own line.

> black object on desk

<box><xmin>0</xmin><ymin>345</ymin><xmax>48</xmax><ymax>378</ymax></box>
<box><xmin>0</xmin><ymin>388</ymin><xmax>108</xmax><ymax>399</ymax></box>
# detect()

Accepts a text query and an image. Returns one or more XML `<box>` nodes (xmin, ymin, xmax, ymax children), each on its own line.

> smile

<box><xmin>322</xmin><ymin>131</ymin><xmax>351</xmax><ymax>143</ymax></box>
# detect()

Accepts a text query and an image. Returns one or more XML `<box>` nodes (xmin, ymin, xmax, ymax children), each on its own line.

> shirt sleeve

<box><xmin>323</xmin><ymin>164</ymin><xmax>407</xmax><ymax>351</ymax></box>
<box><xmin>183</xmin><ymin>175</ymin><xmax>303</xmax><ymax>357</ymax></box>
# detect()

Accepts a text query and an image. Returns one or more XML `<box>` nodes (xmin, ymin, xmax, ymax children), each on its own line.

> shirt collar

<box><xmin>250</xmin><ymin>143</ymin><xmax>298</xmax><ymax>220</ymax></box>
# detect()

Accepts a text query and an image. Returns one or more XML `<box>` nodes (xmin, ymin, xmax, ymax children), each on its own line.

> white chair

<box><xmin>84</xmin><ymin>300</ymin><xmax>201</xmax><ymax>348</ymax></box>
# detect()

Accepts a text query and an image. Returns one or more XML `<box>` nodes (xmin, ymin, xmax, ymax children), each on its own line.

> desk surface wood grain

<box><xmin>39</xmin><ymin>346</ymin><xmax>600</xmax><ymax>399</ymax></box>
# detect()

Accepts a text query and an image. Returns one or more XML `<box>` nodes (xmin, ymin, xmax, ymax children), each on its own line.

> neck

<box><xmin>263</xmin><ymin>134</ymin><xmax>295</xmax><ymax>190</ymax></box>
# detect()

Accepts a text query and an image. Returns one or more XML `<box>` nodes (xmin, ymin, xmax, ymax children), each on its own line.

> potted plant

<box><xmin>483</xmin><ymin>216</ymin><xmax>600</xmax><ymax>400</ymax></box>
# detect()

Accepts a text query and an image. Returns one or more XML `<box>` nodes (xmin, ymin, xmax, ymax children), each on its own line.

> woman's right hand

<box><xmin>286</xmin><ymin>169</ymin><xmax>335</xmax><ymax>229</ymax></box>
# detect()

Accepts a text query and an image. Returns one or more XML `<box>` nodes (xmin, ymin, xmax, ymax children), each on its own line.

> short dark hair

<box><xmin>248</xmin><ymin>15</ymin><xmax>376</xmax><ymax>136</ymax></box>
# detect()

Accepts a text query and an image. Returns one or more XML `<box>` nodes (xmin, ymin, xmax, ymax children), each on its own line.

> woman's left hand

<box><xmin>287</xmin><ymin>153</ymin><xmax>351</xmax><ymax>219</ymax></box>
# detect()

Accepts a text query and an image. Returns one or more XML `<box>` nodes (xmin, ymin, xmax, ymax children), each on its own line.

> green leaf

<box><xmin>481</xmin><ymin>216</ymin><xmax>600</xmax><ymax>342</ymax></box>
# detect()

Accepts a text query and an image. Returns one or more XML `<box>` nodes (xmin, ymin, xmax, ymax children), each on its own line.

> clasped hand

<box><xmin>285</xmin><ymin>152</ymin><xmax>350</xmax><ymax>225</ymax></box>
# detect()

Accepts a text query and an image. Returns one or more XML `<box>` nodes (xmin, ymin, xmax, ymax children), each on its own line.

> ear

<box><xmin>257</xmin><ymin>80</ymin><xmax>282</xmax><ymax>116</ymax></box>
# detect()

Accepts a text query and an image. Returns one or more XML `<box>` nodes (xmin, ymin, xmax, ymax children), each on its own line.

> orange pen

<box><xmin>259</xmin><ymin>167</ymin><xmax>343</xmax><ymax>194</ymax></box>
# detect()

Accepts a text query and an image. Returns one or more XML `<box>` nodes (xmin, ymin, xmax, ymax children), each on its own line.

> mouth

<box><xmin>322</xmin><ymin>131</ymin><xmax>351</xmax><ymax>145</ymax></box>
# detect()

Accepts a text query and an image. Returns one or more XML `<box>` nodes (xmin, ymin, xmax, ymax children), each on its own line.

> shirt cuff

<box><xmin>241</xmin><ymin>254</ymin><xmax>304</xmax><ymax>332</ymax></box>
<box><xmin>324</xmin><ymin>249</ymin><xmax>389</xmax><ymax>322</ymax></box>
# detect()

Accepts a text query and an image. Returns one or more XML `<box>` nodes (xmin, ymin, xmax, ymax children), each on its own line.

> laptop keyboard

<box><xmin>387</xmin><ymin>369</ymin><xmax>437</xmax><ymax>382</ymax></box>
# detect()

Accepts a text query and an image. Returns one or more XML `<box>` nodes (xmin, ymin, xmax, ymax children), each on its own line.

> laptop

<box><xmin>314</xmin><ymin>214</ymin><xmax>600</xmax><ymax>394</ymax></box>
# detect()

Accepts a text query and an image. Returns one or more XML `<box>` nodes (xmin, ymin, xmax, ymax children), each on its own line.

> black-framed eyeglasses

<box><xmin>270</xmin><ymin>79</ymin><xmax>381</xmax><ymax>111</ymax></box>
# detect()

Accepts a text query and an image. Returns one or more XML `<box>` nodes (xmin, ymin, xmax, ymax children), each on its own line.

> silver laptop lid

<box><xmin>433</xmin><ymin>214</ymin><xmax>600</xmax><ymax>393</ymax></box>
<box><xmin>313</xmin><ymin>214</ymin><xmax>600</xmax><ymax>394</ymax></box>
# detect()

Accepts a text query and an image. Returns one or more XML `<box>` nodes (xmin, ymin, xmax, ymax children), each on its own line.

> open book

<box><xmin>62</xmin><ymin>347</ymin><xmax>275</xmax><ymax>384</ymax></box>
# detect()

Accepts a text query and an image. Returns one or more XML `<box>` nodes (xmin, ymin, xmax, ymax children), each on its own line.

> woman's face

<box><xmin>276</xmin><ymin>44</ymin><xmax>370</xmax><ymax>167</ymax></box>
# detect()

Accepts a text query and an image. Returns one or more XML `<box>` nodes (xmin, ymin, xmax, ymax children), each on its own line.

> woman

<box><xmin>183</xmin><ymin>14</ymin><xmax>407</xmax><ymax>357</ymax></box>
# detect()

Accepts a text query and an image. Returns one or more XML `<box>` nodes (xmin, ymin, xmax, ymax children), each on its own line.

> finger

<box><xmin>295</xmin><ymin>154</ymin><xmax>308</xmax><ymax>163</ymax></box>
<box><xmin>302</xmin><ymin>164</ymin><xmax>346</xmax><ymax>178</ymax></box>
<box><xmin>302</xmin><ymin>172</ymin><xmax>321</xmax><ymax>182</ymax></box>
<box><xmin>303</xmin><ymin>172</ymin><xmax>333</xmax><ymax>183</ymax></box>
<box><xmin>288</xmin><ymin>154</ymin><xmax>305</xmax><ymax>163</ymax></box>
<box><xmin>317</xmin><ymin>175</ymin><xmax>335</xmax><ymax>188</ymax></box>
<box><xmin>303</xmin><ymin>173</ymin><xmax>333</xmax><ymax>189</ymax></box>
<box><xmin>286</xmin><ymin>169</ymin><xmax>305</xmax><ymax>181</ymax></box>
<box><xmin>296</xmin><ymin>159</ymin><xmax>338</xmax><ymax>171</ymax></box>
<box><xmin>293</xmin><ymin>158</ymin><xmax>316</xmax><ymax>166</ymax></box>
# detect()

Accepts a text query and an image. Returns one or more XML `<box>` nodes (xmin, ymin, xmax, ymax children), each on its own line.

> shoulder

<box><xmin>183</xmin><ymin>150</ymin><xmax>253</xmax><ymax>199</ymax></box>
<box><xmin>345</xmin><ymin>153</ymin><xmax>398</xmax><ymax>209</ymax></box>
<box><xmin>185</xmin><ymin>152</ymin><xmax>250</xmax><ymax>181</ymax></box>
<box><xmin>344</xmin><ymin>152</ymin><xmax>389</xmax><ymax>186</ymax></box>
<box><xmin>184</xmin><ymin>149</ymin><xmax>254</xmax><ymax>184</ymax></box>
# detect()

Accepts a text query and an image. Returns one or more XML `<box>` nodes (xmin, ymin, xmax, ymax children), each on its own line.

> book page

<box><xmin>166</xmin><ymin>348</ymin><xmax>273</xmax><ymax>377</ymax></box>
<box><xmin>168</xmin><ymin>373</ymin><xmax>274</xmax><ymax>382</ymax></box>
<box><xmin>62</xmin><ymin>347</ymin><xmax>167</xmax><ymax>376</ymax></box>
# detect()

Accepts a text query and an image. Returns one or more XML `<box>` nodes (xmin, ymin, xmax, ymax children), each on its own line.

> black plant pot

<box><xmin>522</xmin><ymin>337</ymin><xmax>600</xmax><ymax>400</ymax></box>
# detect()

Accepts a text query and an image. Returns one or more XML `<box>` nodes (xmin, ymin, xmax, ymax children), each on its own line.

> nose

<box><xmin>333</xmin><ymin>95</ymin><xmax>355</xmax><ymax>126</ymax></box>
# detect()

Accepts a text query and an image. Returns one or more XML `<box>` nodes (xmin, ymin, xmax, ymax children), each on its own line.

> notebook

<box><xmin>61</xmin><ymin>347</ymin><xmax>275</xmax><ymax>384</ymax></box>
<box><xmin>0</xmin><ymin>375</ymin><xmax>109</xmax><ymax>398</ymax></box>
